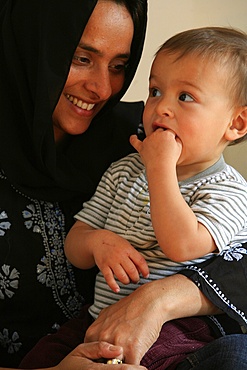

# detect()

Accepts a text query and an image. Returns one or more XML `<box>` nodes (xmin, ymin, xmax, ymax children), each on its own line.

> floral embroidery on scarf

<box><xmin>0</xmin><ymin>328</ymin><xmax>22</xmax><ymax>354</ymax></box>
<box><xmin>220</xmin><ymin>243</ymin><xmax>247</xmax><ymax>261</ymax></box>
<box><xmin>23</xmin><ymin>200</ymin><xmax>84</xmax><ymax>318</ymax></box>
<box><xmin>0</xmin><ymin>264</ymin><xmax>19</xmax><ymax>300</ymax></box>
<box><xmin>0</xmin><ymin>210</ymin><xmax>11</xmax><ymax>236</ymax></box>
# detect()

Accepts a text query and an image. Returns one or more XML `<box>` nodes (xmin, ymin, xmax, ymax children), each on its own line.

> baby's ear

<box><xmin>225</xmin><ymin>106</ymin><xmax>247</xmax><ymax>142</ymax></box>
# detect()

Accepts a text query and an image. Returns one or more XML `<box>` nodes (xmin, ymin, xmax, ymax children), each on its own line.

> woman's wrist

<box><xmin>138</xmin><ymin>274</ymin><xmax>219</xmax><ymax>323</ymax></box>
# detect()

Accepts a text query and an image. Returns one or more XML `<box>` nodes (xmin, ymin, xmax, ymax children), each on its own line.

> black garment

<box><xmin>0</xmin><ymin>0</ymin><xmax>147</xmax><ymax>202</ymax></box>
<box><xmin>0</xmin><ymin>101</ymin><xmax>144</xmax><ymax>366</ymax></box>
<box><xmin>0</xmin><ymin>0</ymin><xmax>147</xmax><ymax>366</ymax></box>
<box><xmin>180</xmin><ymin>247</ymin><xmax>247</xmax><ymax>330</ymax></box>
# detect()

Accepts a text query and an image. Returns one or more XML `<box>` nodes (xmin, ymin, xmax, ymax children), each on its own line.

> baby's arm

<box><xmin>130</xmin><ymin>129</ymin><xmax>216</xmax><ymax>262</ymax></box>
<box><xmin>65</xmin><ymin>221</ymin><xmax>149</xmax><ymax>292</ymax></box>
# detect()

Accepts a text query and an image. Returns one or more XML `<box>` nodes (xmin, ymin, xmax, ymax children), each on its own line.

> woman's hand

<box><xmin>85</xmin><ymin>275</ymin><xmax>219</xmax><ymax>365</ymax></box>
<box><xmin>85</xmin><ymin>280</ymin><xmax>167</xmax><ymax>364</ymax></box>
<box><xmin>55</xmin><ymin>341</ymin><xmax>147</xmax><ymax>370</ymax></box>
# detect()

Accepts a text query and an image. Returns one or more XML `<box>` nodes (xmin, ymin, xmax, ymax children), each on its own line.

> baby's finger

<box><xmin>119</xmin><ymin>258</ymin><xmax>141</xmax><ymax>284</ymax></box>
<box><xmin>131</xmin><ymin>253</ymin><xmax>149</xmax><ymax>279</ymax></box>
<box><xmin>102</xmin><ymin>266</ymin><xmax>121</xmax><ymax>293</ymax></box>
<box><xmin>113</xmin><ymin>263</ymin><xmax>131</xmax><ymax>285</ymax></box>
<box><xmin>129</xmin><ymin>134</ymin><xmax>142</xmax><ymax>152</ymax></box>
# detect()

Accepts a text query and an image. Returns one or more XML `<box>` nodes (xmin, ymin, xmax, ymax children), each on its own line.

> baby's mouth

<box><xmin>153</xmin><ymin>124</ymin><xmax>167</xmax><ymax>132</ymax></box>
<box><xmin>66</xmin><ymin>94</ymin><xmax>95</xmax><ymax>111</ymax></box>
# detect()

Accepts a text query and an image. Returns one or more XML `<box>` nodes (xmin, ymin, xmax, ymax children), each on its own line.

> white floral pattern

<box><xmin>220</xmin><ymin>243</ymin><xmax>247</xmax><ymax>261</ymax></box>
<box><xmin>0</xmin><ymin>210</ymin><xmax>11</xmax><ymax>236</ymax></box>
<box><xmin>0</xmin><ymin>174</ymin><xmax>84</xmax><ymax>360</ymax></box>
<box><xmin>0</xmin><ymin>328</ymin><xmax>22</xmax><ymax>354</ymax></box>
<box><xmin>0</xmin><ymin>265</ymin><xmax>19</xmax><ymax>300</ymax></box>
<box><xmin>23</xmin><ymin>200</ymin><xmax>83</xmax><ymax>318</ymax></box>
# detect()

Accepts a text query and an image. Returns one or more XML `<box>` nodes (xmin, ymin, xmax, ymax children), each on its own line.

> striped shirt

<box><xmin>75</xmin><ymin>153</ymin><xmax>247</xmax><ymax>319</ymax></box>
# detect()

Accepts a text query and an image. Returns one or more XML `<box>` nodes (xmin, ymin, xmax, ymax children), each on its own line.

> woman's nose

<box><xmin>85</xmin><ymin>67</ymin><xmax>112</xmax><ymax>100</ymax></box>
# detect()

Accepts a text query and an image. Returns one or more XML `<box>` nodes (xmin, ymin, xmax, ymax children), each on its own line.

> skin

<box><xmin>139</xmin><ymin>50</ymin><xmax>247</xmax><ymax>181</ymax></box>
<box><xmin>65</xmin><ymin>223</ymin><xmax>149</xmax><ymax>293</ymax></box>
<box><xmin>85</xmin><ymin>274</ymin><xmax>220</xmax><ymax>364</ymax></box>
<box><xmin>52</xmin><ymin>0</ymin><xmax>134</xmax><ymax>142</ymax></box>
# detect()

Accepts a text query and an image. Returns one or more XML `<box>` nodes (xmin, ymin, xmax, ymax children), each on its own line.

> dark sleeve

<box><xmin>179</xmin><ymin>242</ymin><xmax>247</xmax><ymax>329</ymax></box>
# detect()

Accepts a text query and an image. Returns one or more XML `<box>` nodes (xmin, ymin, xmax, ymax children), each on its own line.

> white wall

<box><xmin>123</xmin><ymin>0</ymin><xmax>247</xmax><ymax>178</ymax></box>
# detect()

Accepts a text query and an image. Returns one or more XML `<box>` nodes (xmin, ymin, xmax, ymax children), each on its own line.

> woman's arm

<box><xmin>85</xmin><ymin>274</ymin><xmax>221</xmax><ymax>365</ymax></box>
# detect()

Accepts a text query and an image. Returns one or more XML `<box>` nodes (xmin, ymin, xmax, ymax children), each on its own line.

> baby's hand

<box><xmin>93</xmin><ymin>233</ymin><xmax>149</xmax><ymax>293</ymax></box>
<box><xmin>130</xmin><ymin>128</ymin><xmax>182</xmax><ymax>168</ymax></box>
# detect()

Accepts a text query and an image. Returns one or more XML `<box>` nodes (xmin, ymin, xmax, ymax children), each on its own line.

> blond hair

<box><xmin>157</xmin><ymin>27</ymin><xmax>247</xmax><ymax>145</ymax></box>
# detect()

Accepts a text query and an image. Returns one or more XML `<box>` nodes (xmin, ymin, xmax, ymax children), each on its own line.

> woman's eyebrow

<box><xmin>78</xmin><ymin>43</ymin><xmax>130</xmax><ymax>59</ymax></box>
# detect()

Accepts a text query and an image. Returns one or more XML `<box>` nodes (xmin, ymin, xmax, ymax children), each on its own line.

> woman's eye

<box><xmin>109</xmin><ymin>63</ymin><xmax>128</xmax><ymax>73</ymax></box>
<box><xmin>72</xmin><ymin>55</ymin><xmax>90</xmax><ymax>65</ymax></box>
<box><xmin>179</xmin><ymin>93</ymin><xmax>194</xmax><ymax>102</ymax></box>
<box><xmin>150</xmin><ymin>88</ymin><xmax>161</xmax><ymax>97</ymax></box>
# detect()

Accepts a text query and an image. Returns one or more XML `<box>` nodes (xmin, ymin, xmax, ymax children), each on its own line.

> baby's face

<box><xmin>143</xmin><ymin>50</ymin><xmax>235</xmax><ymax>174</ymax></box>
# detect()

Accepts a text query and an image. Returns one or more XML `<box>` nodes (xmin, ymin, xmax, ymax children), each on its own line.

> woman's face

<box><xmin>52</xmin><ymin>0</ymin><xmax>134</xmax><ymax>141</ymax></box>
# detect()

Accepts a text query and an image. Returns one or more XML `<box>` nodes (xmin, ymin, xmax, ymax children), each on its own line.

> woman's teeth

<box><xmin>66</xmin><ymin>94</ymin><xmax>95</xmax><ymax>111</ymax></box>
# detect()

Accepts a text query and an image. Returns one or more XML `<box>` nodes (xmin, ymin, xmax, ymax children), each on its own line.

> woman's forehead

<box><xmin>78</xmin><ymin>0</ymin><xmax>134</xmax><ymax>56</ymax></box>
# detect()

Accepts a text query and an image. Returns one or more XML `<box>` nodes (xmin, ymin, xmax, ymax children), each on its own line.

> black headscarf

<box><xmin>0</xmin><ymin>0</ymin><xmax>147</xmax><ymax>202</ymax></box>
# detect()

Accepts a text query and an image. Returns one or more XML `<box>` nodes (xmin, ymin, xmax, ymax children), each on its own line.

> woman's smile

<box><xmin>52</xmin><ymin>1</ymin><xmax>134</xmax><ymax>141</ymax></box>
<box><xmin>66</xmin><ymin>94</ymin><xmax>95</xmax><ymax>111</ymax></box>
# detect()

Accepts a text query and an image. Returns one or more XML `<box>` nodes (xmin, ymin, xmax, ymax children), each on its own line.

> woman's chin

<box><xmin>54</xmin><ymin>123</ymin><xmax>91</xmax><ymax>142</ymax></box>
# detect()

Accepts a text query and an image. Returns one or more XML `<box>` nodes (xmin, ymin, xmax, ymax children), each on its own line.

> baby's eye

<box><xmin>179</xmin><ymin>93</ymin><xmax>194</xmax><ymax>102</ymax></box>
<box><xmin>150</xmin><ymin>88</ymin><xmax>161</xmax><ymax>97</ymax></box>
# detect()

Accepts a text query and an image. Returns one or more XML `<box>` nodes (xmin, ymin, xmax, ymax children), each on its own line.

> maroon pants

<box><xmin>19</xmin><ymin>305</ymin><xmax>218</xmax><ymax>369</ymax></box>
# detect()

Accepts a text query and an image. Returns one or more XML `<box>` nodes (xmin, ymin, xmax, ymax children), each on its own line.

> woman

<box><xmin>1</xmin><ymin>0</ymin><xmax>247</xmax><ymax>369</ymax></box>
<box><xmin>0</xmin><ymin>0</ymin><xmax>146</xmax><ymax>366</ymax></box>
